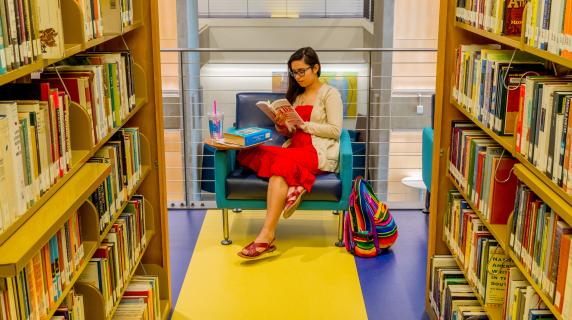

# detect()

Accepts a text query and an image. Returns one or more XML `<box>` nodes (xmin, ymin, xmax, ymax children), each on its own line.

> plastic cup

<box><xmin>208</xmin><ymin>112</ymin><xmax>224</xmax><ymax>142</ymax></box>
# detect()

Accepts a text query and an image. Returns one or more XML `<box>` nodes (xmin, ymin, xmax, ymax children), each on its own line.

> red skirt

<box><xmin>236</xmin><ymin>105</ymin><xmax>320</xmax><ymax>192</ymax></box>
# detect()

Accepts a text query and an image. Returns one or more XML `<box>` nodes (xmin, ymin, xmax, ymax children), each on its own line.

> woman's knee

<box><xmin>269</xmin><ymin>175</ymin><xmax>286</xmax><ymax>185</ymax></box>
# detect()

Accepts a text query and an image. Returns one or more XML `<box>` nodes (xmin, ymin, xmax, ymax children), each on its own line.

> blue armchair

<box><xmin>214</xmin><ymin>92</ymin><xmax>354</xmax><ymax>246</ymax></box>
<box><xmin>421</xmin><ymin>94</ymin><xmax>436</xmax><ymax>213</ymax></box>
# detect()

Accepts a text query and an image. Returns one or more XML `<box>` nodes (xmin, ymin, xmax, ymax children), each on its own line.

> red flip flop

<box><xmin>282</xmin><ymin>189</ymin><xmax>306</xmax><ymax>219</ymax></box>
<box><xmin>237</xmin><ymin>239</ymin><xmax>276</xmax><ymax>259</ymax></box>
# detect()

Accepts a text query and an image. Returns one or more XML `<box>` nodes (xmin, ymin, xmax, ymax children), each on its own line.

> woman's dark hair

<box><xmin>285</xmin><ymin>47</ymin><xmax>321</xmax><ymax>104</ymax></box>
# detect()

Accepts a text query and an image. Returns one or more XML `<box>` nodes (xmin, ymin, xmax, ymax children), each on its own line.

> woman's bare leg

<box><xmin>241</xmin><ymin>175</ymin><xmax>288</xmax><ymax>254</ymax></box>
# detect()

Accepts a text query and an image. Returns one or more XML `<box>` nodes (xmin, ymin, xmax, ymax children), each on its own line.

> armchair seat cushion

<box><xmin>226</xmin><ymin>167</ymin><xmax>341</xmax><ymax>201</ymax></box>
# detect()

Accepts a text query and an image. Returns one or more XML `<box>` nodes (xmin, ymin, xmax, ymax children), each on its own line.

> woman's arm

<box><xmin>301</xmin><ymin>89</ymin><xmax>343</xmax><ymax>139</ymax></box>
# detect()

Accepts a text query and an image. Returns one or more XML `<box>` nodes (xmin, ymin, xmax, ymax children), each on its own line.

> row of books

<box><xmin>77</xmin><ymin>194</ymin><xmax>147</xmax><ymax>316</ymax></box>
<box><xmin>510</xmin><ymin>181</ymin><xmax>572</xmax><ymax>317</ymax></box>
<box><xmin>51</xmin><ymin>52</ymin><xmax>137</xmax><ymax>144</ymax></box>
<box><xmin>429</xmin><ymin>255</ymin><xmax>489</xmax><ymax>320</ymax></box>
<box><xmin>78</xmin><ymin>0</ymin><xmax>136</xmax><ymax>42</ymax></box>
<box><xmin>0</xmin><ymin>0</ymin><xmax>137</xmax><ymax>72</ymax></box>
<box><xmin>515</xmin><ymin>75</ymin><xmax>572</xmax><ymax>195</ymax></box>
<box><xmin>444</xmin><ymin>190</ymin><xmax>515</xmax><ymax>305</ymax></box>
<box><xmin>504</xmin><ymin>267</ymin><xmax>554</xmax><ymax>319</ymax></box>
<box><xmin>0</xmin><ymin>211</ymin><xmax>84</xmax><ymax>320</ymax></box>
<box><xmin>0</xmin><ymin>0</ymin><xmax>45</xmax><ymax>73</ymax></box>
<box><xmin>455</xmin><ymin>0</ymin><xmax>526</xmax><ymax>36</ymax></box>
<box><xmin>454</xmin><ymin>0</ymin><xmax>572</xmax><ymax>59</ymax></box>
<box><xmin>0</xmin><ymin>49</ymin><xmax>137</xmax><ymax>234</ymax></box>
<box><xmin>449</xmin><ymin>121</ymin><xmax>518</xmax><ymax>224</ymax></box>
<box><xmin>441</xmin><ymin>188</ymin><xmax>557</xmax><ymax>319</ymax></box>
<box><xmin>524</xmin><ymin>0</ymin><xmax>572</xmax><ymax>56</ymax></box>
<box><xmin>430</xmin><ymin>254</ymin><xmax>556</xmax><ymax>320</ymax></box>
<box><xmin>111</xmin><ymin>275</ymin><xmax>161</xmax><ymax>320</ymax></box>
<box><xmin>452</xmin><ymin>44</ymin><xmax>548</xmax><ymax>136</ymax></box>
<box><xmin>0</xmin><ymin>93</ymin><xmax>72</xmax><ymax>233</ymax></box>
<box><xmin>88</xmin><ymin>128</ymin><xmax>142</xmax><ymax>234</ymax></box>
<box><xmin>52</xmin><ymin>289</ymin><xmax>85</xmax><ymax>320</ymax></box>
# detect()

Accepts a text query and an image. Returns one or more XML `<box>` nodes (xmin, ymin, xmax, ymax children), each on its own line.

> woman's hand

<box><xmin>275</xmin><ymin>112</ymin><xmax>287</xmax><ymax>127</ymax></box>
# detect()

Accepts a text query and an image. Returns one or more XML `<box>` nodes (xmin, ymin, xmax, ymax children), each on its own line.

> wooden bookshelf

<box><xmin>447</xmin><ymin>174</ymin><xmax>510</xmax><ymax>251</ymax></box>
<box><xmin>0</xmin><ymin>61</ymin><xmax>45</xmax><ymax>87</ymax></box>
<box><xmin>454</xmin><ymin>21</ymin><xmax>522</xmax><ymax>49</ymax></box>
<box><xmin>107</xmin><ymin>230</ymin><xmax>156</xmax><ymax>319</ymax></box>
<box><xmin>506</xmin><ymin>249</ymin><xmax>565</xmax><ymax>320</ymax></box>
<box><xmin>515</xmin><ymin>154</ymin><xmax>572</xmax><ymax>212</ymax></box>
<box><xmin>454</xmin><ymin>22</ymin><xmax>572</xmax><ymax>70</ymax></box>
<box><xmin>0</xmin><ymin>96</ymin><xmax>148</xmax><ymax>248</ymax></box>
<box><xmin>426</xmin><ymin>0</ymin><xmax>572</xmax><ymax>318</ymax></box>
<box><xmin>450</xmin><ymin>99</ymin><xmax>516</xmax><ymax>155</ymax></box>
<box><xmin>98</xmin><ymin>165</ymin><xmax>151</xmax><ymax>243</ymax></box>
<box><xmin>446</xmin><ymin>171</ymin><xmax>565</xmax><ymax>318</ymax></box>
<box><xmin>0</xmin><ymin>162</ymin><xmax>110</xmax><ymax>276</ymax></box>
<box><xmin>46</xmin><ymin>241</ymin><xmax>98</xmax><ymax>319</ymax></box>
<box><xmin>523</xmin><ymin>44</ymin><xmax>572</xmax><ymax>70</ymax></box>
<box><xmin>160</xmin><ymin>300</ymin><xmax>171</xmax><ymax>320</ymax></box>
<box><xmin>513</xmin><ymin>163</ymin><xmax>572</xmax><ymax>230</ymax></box>
<box><xmin>0</xmin><ymin>0</ymin><xmax>170</xmax><ymax>316</ymax></box>
<box><xmin>444</xmin><ymin>240</ymin><xmax>504</xmax><ymax>320</ymax></box>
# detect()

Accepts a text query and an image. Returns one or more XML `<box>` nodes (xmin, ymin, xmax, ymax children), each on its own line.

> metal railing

<box><xmin>159</xmin><ymin>47</ymin><xmax>437</xmax><ymax>209</ymax></box>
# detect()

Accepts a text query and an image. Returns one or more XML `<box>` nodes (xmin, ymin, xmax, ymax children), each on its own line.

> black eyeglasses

<box><xmin>289</xmin><ymin>66</ymin><xmax>313</xmax><ymax>78</ymax></box>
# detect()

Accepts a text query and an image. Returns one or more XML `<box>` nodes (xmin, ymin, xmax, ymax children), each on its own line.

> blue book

<box><xmin>224</xmin><ymin>127</ymin><xmax>272</xmax><ymax>146</ymax></box>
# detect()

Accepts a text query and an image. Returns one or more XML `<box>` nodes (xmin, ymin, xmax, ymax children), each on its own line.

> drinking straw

<box><xmin>214</xmin><ymin>98</ymin><xmax>217</xmax><ymax>115</ymax></box>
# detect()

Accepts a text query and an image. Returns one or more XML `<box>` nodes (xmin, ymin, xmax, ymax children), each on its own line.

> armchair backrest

<box><xmin>236</xmin><ymin>92</ymin><xmax>286</xmax><ymax>146</ymax></box>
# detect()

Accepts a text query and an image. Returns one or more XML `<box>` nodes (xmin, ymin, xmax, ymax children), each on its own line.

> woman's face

<box><xmin>290</xmin><ymin>59</ymin><xmax>319</xmax><ymax>88</ymax></box>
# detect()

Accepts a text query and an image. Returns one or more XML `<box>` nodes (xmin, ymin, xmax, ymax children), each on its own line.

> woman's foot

<box><xmin>282</xmin><ymin>186</ymin><xmax>306</xmax><ymax>219</ymax></box>
<box><xmin>238</xmin><ymin>233</ymin><xmax>276</xmax><ymax>259</ymax></box>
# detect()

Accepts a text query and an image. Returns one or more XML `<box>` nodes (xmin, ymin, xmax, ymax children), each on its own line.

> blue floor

<box><xmin>167</xmin><ymin>209</ymin><xmax>206</xmax><ymax>305</ymax></box>
<box><xmin>168</xmin><ymin>209</ymin><xmax>429</xmax><ymax>319</ymax></box>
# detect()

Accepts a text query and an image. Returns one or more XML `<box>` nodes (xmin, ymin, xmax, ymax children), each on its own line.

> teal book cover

<box><xmin>224</xmin><ymin>127</ymin><xmax>272</xmax><ymax>146</ymax></box>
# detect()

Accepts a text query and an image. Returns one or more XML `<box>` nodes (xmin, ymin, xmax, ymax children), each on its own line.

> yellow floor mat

<box><xmin>172</xmin><ymin>210</ymin><xmax>367</xmax><ymax>320</ymax></box>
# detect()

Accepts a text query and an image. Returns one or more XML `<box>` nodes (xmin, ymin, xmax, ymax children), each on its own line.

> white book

<box><xmin>0</xmin><ymin>102</ymin><xmax>27</xmax><ymax>215</ymax></box>
<box><xmin>537</xmin><ymin>83</ymin><xmax>572</xmax><ymax>171</ymax></box>
<box><xmin>18</xmin><ymin>102</ymin><xmax>50</xmax><ymax>194</ymax></box>
<box><xmin>0</xmin><ymin>116</ymin><xmax>8</xmax><ymax>232</ymax></box>
<box><xmin>37</xmin><ymin>0</ymin><xmax>65</xmax><ymax>59</ymax></box>
<box><xmin>101</xmin><ymin>0</ymin><xmax>122</xmax><ymax>35</ymax></box>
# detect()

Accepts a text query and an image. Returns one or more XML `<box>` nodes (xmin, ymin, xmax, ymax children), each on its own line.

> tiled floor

<box><xmin>168</xmin><ymin>209</ymin><xmax>429</xmax><ymax>319</ymax></box>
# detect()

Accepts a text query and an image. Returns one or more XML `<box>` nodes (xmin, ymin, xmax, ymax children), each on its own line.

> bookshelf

<box><xmin>0</xmin><ymin>0</ymin><xmax>171</xmax><ymax>318</ymax></box>
<box><xmin>427</xmin><ymin>0</ymin><xmax>572</xmax><ymax>319</ymax></box>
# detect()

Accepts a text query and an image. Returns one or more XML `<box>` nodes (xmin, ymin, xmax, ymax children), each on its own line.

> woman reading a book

<box><xmin>237</xmin><ymin>47</ymin><xmax>343</xmax><ymax>259</ymax></box>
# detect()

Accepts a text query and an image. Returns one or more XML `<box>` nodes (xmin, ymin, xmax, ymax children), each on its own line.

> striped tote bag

<box><xmin>344</xmin><ymin>176</ymin><xmax>398</xmax><ymax>257</ymax></box>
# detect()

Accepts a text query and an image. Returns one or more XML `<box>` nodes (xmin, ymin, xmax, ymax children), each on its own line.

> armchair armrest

<box><xmin>339</xmin><ymin>129</ymin><xmax>354</xmax><ymax>206</ymax></box>
<box><xmin>214</xmin><ymin>149</ymin><xmax>237</xmax><ymax>205</ymax></box>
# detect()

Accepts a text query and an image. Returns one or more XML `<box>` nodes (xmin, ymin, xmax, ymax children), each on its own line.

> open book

<box><xmin>256</xmin><ymin>99</ymin><xmax>304</xmax><ymax>131</ymax></box>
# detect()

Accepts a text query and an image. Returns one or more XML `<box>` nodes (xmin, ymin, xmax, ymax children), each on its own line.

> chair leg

<box><xmin>335</xmin><ymin>210</ymin><xmax>344</xmax><ymax>247</ymax></box>
<box><xmin>221</xmin><ymin>208</ymin><xmax>232</xmax><ymax>245</ymax></box>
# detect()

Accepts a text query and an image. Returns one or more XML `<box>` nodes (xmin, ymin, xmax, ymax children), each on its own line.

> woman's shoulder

<box><xmin>319</xmin><ymin>83</ymin><xmax>341</xmax><ymax>98</ymax></box>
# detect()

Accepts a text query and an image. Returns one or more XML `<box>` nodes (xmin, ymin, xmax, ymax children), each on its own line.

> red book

<box><xmin>502</xmin><ymin>0</ymin><xmax>525</xmax><ymax>35</ymax></box>
<box><xmin>516</xmin><ymin>83</ymin><xmax>526</xmax><ymax>153</ymax></box>
<box><xmin>489</xmin><ymin>157</ymin><xmax>518</xmax><ymax>224</ymax></box>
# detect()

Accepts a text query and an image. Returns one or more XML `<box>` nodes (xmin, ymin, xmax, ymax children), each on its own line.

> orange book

<box><xmin>563</xmin><ymin>0</ymin><xmax>572</xmax><ymax>59</ymax></box>
<box><xmin>555</xmin><ymin>234</ymin><xmax>572</xmax><ymax>312</ymax></box>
